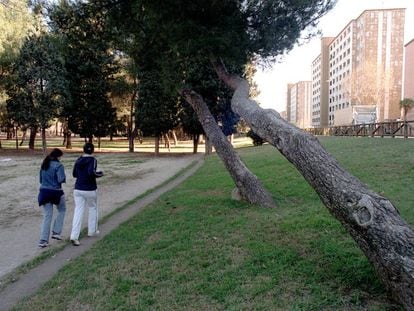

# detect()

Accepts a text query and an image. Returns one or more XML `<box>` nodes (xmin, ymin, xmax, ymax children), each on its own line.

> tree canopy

<box><xmin>0</xmin><ymin>0</ymin><xmax>37</xmax><ymax>76</ymax></box>
<box><xmin>6</xmin><ymin>33</ymin><xmax>69</xmax><ymax>150</ymax></box>
<box><xmin>48</xmin><ymin>0</ymin><xmax>117</xmax><ymax>139</ymax></box>
<box><xmin>0</xmin><ymin>0</ymin><xmax>38</xmax><ymax>133</ymax></box>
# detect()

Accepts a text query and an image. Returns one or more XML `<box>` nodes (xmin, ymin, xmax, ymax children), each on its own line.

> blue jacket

<box><xmin>73</xmin><ymin>155</ymin><xmax>103</xmax><ymax>191</ymax></box>
<box><xmin>39</xmin><ymin>160</ymin><xmax>66</xmax><ymax>190</ymax></box>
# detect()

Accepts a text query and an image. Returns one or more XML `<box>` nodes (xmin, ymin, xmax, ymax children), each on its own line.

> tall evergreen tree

<box><xmin>136</xmin><ymin>63</ymin><xmax>180</xmax><ymax>155</ymax></box>
<box><xmin>6</xmin><ymin>34</ymin><xmax>69</xmax><ymax>151</ymax></box>
<box><xmin>49</xmin><ymin>0</ymin><xmax>116</xmax><ymax>141</ymax></box>
<box><xmin>109</xmin><ymin>56</ymin><xmax>140</xmax><ymax>151</ymax></box>
<box><xmin>0</xmin><ymin>0</ymin><xmax>37</xmax><ymax>139</ymax></box>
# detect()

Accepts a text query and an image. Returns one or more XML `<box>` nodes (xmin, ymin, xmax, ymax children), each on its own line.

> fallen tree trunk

<box><xmin>214</xmin><ymin>65</ymin><xmax>414</xmax><ymax>309</ymax></box>
<box><xmin>183</xmin><ymin>89</ymin><xmax>275</xmax><ymax>208</ymax></box>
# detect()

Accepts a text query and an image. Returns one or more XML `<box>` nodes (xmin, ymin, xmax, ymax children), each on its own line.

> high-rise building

<box><xmin>279</xmin><ymin>110</ymin><xmax>287</xmax><ymax>120</ymax></box>
<box><xmin>311</xmin><ymin>37</ymin><xmax>334</xmax><ymax>127</ymax></box>
<box><xmin>296</xmin><ymin>81</ymin><xmax>312</xmax><ymax>128</ymax></box>
<box><xmin>286</xmin><ymin>83</ymin><xmax>294</xmax><ymax>123</ymax></box>
<box><xmin>404</xmin><ymin>39</ymin><xmax>414</xmax><ymax>120</ymax></box>
<box><xmin>286</xmin><ymin>81</ymin><xmax>312</xmax><ymax>128</ymax></box>
<box><xmin>328</xmin><ymin>8</ymin><xmax>405</xmax><ymax>125</ymax></box>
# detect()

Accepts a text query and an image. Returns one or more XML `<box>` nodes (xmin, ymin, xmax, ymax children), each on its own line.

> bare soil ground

<box><xmin>0</xmin><ymin>151</ymin><xmax>199</xmax><ymax>279</ymax></box>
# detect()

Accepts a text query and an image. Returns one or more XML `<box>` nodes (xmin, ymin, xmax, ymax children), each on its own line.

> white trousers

<box><xmin>70</xmin><ymin>189</ymin><xmax>99</xmax><ymax>240</ymax></box>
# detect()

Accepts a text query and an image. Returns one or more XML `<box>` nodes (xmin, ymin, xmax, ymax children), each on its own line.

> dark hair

<box><xmin>83</xmin><ymin>142</ymin><xmax>94</xmax><ymax>155</ymax></box>
<box><xmin>41</xmin><ymin>148</ymin><xmax>63</xmax><ymax>170</ymax></box>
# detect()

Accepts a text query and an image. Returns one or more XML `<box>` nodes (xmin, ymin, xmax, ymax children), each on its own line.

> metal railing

<box><xmin>306</xmin><ymin>120</ymin><xmax>414</xmax><ymax>138</ymax></box>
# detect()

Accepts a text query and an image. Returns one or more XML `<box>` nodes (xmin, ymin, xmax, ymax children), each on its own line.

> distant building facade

<box><xmin>312</xmin><ymin>37</ymin><xmax>334</xmax><ymax>127</ymax></box>
<box><xmin>286</xmin><ymin>81</ymin><xmax>312</xmax><ymax>128</ymax></box>
<box><xmin>328</xmin><ymin>20</ymin><xmax>354</xmax><ymax>126</ymax></box>
<box><xmin>286</xmin><ymin>83</ymin><xmax>294</xmax><ymax>123</ymax></box>
<box><xmin>279</xmin><ymin>110</ymin><xmax>287</xmax><ymax>120</ymax></box>
<box><xmin>308</xmin><ymin>9</ymin><xmax>405</xmax><ymax>127</ymax></box>
<box><xmin>404</xmin><ymin>39</ymin><xmax>414</xmax><ymax>120</ymax></box>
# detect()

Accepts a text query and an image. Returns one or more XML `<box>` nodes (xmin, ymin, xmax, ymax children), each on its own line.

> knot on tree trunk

<box><xmin>353</xmin><ymin>195</ymin><xmax>374</xmax><ymax>226</ymax></box>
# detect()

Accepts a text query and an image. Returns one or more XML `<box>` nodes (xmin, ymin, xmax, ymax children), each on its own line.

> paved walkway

<box><xmin>0</xmin><ymin>157</ymin><xmax>204</xmax><ymax>311</ymax></box>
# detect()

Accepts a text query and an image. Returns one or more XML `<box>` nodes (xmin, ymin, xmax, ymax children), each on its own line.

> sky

<box><xmin>254</xmin><ymin>0</ymin><xmax>414</xmax><ymax>112</ymax></box>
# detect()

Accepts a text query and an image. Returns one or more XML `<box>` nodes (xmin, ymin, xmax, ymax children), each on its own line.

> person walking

<box><xmin>70</xmin><ymin>142</ymin><xmax>103</xmax><ymax>246</ymax></box>
<box><xmin>38</xmin><ymin>148</ymin><xmax>66</xmax><ymax>248</ymax></box>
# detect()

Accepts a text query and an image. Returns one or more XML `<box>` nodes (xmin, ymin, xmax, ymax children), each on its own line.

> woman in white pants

<box><xmin>70</xmin><ymin>143</ymin><xmax>103</xmax><ymax>246</ymax></box>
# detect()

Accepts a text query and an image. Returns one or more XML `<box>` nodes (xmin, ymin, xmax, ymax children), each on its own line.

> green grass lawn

<box><xmin>13</xmin><ymin>137</ymin><xmax>414</xmax><ymax>310</ymax></box>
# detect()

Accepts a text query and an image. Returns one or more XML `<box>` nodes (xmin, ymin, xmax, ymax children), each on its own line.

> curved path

<box><xmin>0</xmin><ymin>155</ymin><xmax>204</xmax><ymax>311</ymax></box>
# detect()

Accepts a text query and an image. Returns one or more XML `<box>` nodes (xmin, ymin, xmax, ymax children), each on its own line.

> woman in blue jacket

<box><xmin>38</xmin><ymin>148</ymin><xmax>66</xmax><ymax>248</ymax></box>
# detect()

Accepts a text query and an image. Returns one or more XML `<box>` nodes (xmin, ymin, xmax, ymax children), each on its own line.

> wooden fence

<box><xmin>306</xmin><ymin>120</ymin><xmax>414</xmax><ymax>138</ymax></box>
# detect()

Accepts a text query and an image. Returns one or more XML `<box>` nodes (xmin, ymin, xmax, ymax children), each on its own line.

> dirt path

<box><xmin>0</xmin><ymin>153</ymin><xmax>201</xmax><ymax>280</ymax></box>
<box><xmin>0</xmin><ymin>154</ymin><xmax>204</xmax><ymax>310</ymax></box>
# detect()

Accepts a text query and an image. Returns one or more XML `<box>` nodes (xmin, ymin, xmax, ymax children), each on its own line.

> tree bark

<box><xmin>128</xmin><ymin>80</ymin><xmax>138</xmax><ymax>152</ymax></box>
<box><xmin>193</xmin><ymin>134</ymin><xmax>199</xmax><ymax>154</ymax></box>
<box><xmin>204</xmin><ymin>135</ymin><xmax>212</xmax><ymax>155</ymax></box>
<box><xmin>183</xmin><ymin>89</ymin><xmax>275</xmax><ymax>208</ymax></box>
<box><xmin>15</xmin><ymin>126</ymin><xmax>18</xmax><ymax>150</ymax></box>
<box><xmin>62</xmin><ymin>120</ymin><xmax>72</xmax><ymax>149</ymax></box>
<box><xmin>6</xmin><ymin>126</ymin><xmax>13</xmax><ymax>140</ymax></box>
<box><xmin>28</xmin><ymin>126</ymin><xmax>37</xmax><ymax>150</ymax></box>
<box><xmin>41</xmin><ymin>127</ymin><xmax>47</xmax><ymax>154</ymax></box>
<box><xmin>172</xmin><ymin>130</ymin><xmax>178</xmax><ymax>146</ymax></box>
<box><xmin>163</xmin><ymin>133</ymin><xmax>171</xmax><ymax>151</ymax></box>
<box><xmin>155</xmin><ymin>135</ymin><xmax>160</xmax><ymax>156</ymax></box>
<box><xmin>128</xmin><ymin>131</ymin><xmax>135</xmax><ymax>152</ymax></box>
<box><xmin>403</xmin><ymin>108</ymin><xmax>408</xmax><ymax>139</ymax></box>
<box><xmin>66</xmin><ymin>131</ymin><xmax>72</xmax><ymax>149</ymax></box>
<box><xmin>214</xmin><ymin>64</ymin><xmax>414</xmax><ymax>309</ymax></box>
<box><xmin>19</xmin><ymin>129</ymin><xmax>27</xmax><ymax>146</ymax></box>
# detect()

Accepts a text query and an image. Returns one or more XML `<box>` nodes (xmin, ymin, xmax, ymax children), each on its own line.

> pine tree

<box><xmin>6</xmin><ymin>34</ymin><xmax>69</xmax><ymax>151</ymax></box>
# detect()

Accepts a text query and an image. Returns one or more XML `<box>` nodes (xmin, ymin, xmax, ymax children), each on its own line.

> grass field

<box><xmin>12</xmin><ymin>136</ymin><xmax>414</xmax><ymax>310</ymax></box>
<box><xmin>0</xmin><ymin>135</ymin><xmax>251</xmax><ymax>154</ymax></box>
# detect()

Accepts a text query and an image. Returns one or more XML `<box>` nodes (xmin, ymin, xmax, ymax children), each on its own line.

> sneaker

<box><xmin>88</xmin><ymin>230</ymin><xmax>100</xmax><ymax>237</ymax></box>
<box><xmin>38</xmin><ymin>240</ymin><xmax>48</xmax><ymax>248</ymax></box>
<box><xmin>71</xmin><ymin>239</ymin><xmax>80</xmax><ymax>246</ymax></box>
<box><xmin>51</xmin><ymin>234</ymin><xmax>63</xmax><ymax>240</ymax></box>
